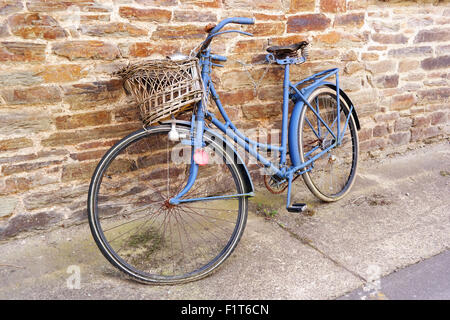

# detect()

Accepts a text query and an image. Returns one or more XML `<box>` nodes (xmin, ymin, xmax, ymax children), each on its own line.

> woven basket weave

<box><xmin>114</xmin><ymin>58</ymin><xmax>204</xmax><ymax>126</ymax></box>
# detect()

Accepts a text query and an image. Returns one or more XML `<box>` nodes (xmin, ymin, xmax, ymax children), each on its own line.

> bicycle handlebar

<box><xmin>209</xmin><ymin>17</ymin><xmax>255</xmax><ymax>34</ymax></box>
<box><xmin>197</xmin><ymin>17</ymin><xmax>255</xmax><ymax>56</ymax></box>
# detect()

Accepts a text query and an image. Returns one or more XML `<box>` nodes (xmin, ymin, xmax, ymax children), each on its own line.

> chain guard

<box><xmin>263</xmin><ymin>172</ymin><xmax>303</xmax><ymax>194</ymax></box>
<box><xmin>263</xmin><ymin>174</ymin><xmax>289</xmax><ymax>194</ymax></box>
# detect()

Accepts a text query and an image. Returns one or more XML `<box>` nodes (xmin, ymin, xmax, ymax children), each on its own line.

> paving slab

<box><xmin>0</xmin><ymin>141</ymin><xmax>448</xmax><ymax>299</ymax></box>
<box><xmin>339</xmin><ymin>249</ymin><xmax>450</xmax><ymax>300</ymax></box>
<box><xmin>276</xmin><ymin>142</ymin><xmax>450</xmax><ymax>294</ymax></box>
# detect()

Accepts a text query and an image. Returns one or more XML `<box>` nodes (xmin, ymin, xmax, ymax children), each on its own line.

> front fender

<box><xmin>160</xmin><ymin>120</ymin><xmax>255</xmax><ymax>194</ymax></box>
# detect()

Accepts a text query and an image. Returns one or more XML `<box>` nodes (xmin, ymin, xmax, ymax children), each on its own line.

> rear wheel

<box><xmin>298</xmin><ymin>86</ymin><xmax>359</xmax><ymax>202</ymax></box>
<box><xmin>88</xmin><ymin>125</ymin><xmax>248</xmax><ymax>284</ymax></box>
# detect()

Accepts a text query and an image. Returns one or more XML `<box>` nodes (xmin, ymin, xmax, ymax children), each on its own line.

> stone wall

<box><xmin>0</xmin><ymin>0</ymin><xmax>449</xmax><ymax>239</ymax></box>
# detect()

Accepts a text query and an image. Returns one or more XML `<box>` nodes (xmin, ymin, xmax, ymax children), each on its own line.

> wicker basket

<box><xmin>114</xmin><ymin>58</ymin><xmax>204</xmax><ymax>126</ymax></box>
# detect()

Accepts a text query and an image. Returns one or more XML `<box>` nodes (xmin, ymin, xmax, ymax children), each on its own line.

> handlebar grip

<box><xmin>234</xmin><ymin>17</ymin><xmax>255</xmax><ymax>25</ymax></box>
<box><xmin>204</xmin><ymin>23</ymin><xmax>216</xmax><ymax>33</ymax></box>
<box><xmin>209</xmin><ymin>17</ymin><xmax>255</xmax><ymax>34</ymax></box>
<box><xmin>211</xmin><ymin>54</ymin><xmax>227</xmax><ymax>62</ymax></box>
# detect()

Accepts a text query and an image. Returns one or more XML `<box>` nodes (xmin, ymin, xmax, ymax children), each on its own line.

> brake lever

<box><xmin>206</xmin><ymin>30</ymin><xmax>253</xmax><ymax>41</ymax></box>
<box><xmin>197</xmin><ymin>29</ymin><xmax>254</xmax><ymax>57</ymax></box>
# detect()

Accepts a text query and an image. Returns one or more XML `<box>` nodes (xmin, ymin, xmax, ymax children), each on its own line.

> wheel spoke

<box><xmin>299</xmin><ymin>88</ymin><xmax>358</xmax><ymax>201</ymax></box>
<box><xmin>88</xmin><ymin>126</ymin><xmax>247</xmax><ymax>283</ymax></box>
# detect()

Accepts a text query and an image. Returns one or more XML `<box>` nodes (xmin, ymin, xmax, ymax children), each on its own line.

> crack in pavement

<box><xmin>272</xmin><ymin>218</ymin><xmax>368</xmax><ymax>284</ymax></box>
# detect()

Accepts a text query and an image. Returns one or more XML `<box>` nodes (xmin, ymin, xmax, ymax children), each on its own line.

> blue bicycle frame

<box><xmin>169</xmin><ymin>17</ymin><xmax>356</xmax><ymax>209</ymax></box>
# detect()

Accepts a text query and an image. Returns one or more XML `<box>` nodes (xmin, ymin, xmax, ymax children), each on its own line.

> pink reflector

<box><xmin>193</xmin><ymin>149</ymin><xmax>209</xmax><ymax>166</ymax></box>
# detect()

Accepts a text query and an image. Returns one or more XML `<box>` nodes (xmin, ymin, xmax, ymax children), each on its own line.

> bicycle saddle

<box><xmin>266</xmin><ymin>41</ymin><xmax>309</xmax><ymax>59</ymax></box>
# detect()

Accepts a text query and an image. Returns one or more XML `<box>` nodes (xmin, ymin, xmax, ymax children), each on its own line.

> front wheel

<box><xmin>87</xmin><ymin>124</ymin><xmax>248</xmax><ymax>284</ymax></box>
<box><xmin>298</xmin><ymin>86</ymin><xmax>359</xmax><ymax>202</ymax></box>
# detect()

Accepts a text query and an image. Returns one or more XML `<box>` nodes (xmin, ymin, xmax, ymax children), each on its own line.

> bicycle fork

<box><xmin>168</xmin><ymin>116</ymin><xmax>203</xmax><ymax>205</ymax></box>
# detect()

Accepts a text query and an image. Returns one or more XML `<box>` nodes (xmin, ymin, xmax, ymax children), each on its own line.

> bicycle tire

<box><xmin>87</xmin><ymin>124</ymin><xmax>248</xmax><ymax>284</ymax></box>
<box><xmin>298</xmin><ymin>86</ymin><xmax>359</xmax><ymax>202</ymax></box>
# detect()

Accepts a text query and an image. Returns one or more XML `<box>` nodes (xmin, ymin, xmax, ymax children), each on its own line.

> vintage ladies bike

<box><xmin>87</xmin><ymin>17</ymin><xmax>361</xmax><ymax>284</ymax></box>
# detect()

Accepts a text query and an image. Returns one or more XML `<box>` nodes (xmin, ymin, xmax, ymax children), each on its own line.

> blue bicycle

<box><xmin>88</xmin><ymin>18</ymin><xmax>360</xmax><ymax>284</ymax></box>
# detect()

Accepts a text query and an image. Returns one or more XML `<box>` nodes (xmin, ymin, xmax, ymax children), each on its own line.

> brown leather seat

<box><xmin>266</xmin><ymin>41</ymin><xmax>308</xmax><ymax>59</ymax></box>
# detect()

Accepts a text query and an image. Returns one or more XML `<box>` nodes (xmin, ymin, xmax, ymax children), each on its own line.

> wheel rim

<box><xmin>89</xmin><ymin>126</ymin><xmax>246</xmax><ymax>282</ymax></box>
<box><xmin>300</xmin><ymin>89</ymin><xmax>358</xmax><ymax>200</ymax></box>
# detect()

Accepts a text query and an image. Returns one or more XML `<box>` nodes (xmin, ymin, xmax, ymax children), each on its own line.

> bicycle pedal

<box><xmin>287</xmin><ymin>203</ymin><xmax>307</xmax><ymax>213</ymax></box>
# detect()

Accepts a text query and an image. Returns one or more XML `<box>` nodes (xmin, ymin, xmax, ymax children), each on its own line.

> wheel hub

<box><xmin>163</xmin><ymin>199</ymin><xmax>176</xmax><ymax>210</ymax></box>
<box><xmin>321</xmin><ymin>138</ymin><xmax>335</xmax><ymax>150</ymax></box>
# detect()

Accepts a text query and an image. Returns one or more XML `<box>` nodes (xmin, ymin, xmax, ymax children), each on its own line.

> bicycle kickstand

<box><xmin>285</xmin><ymin>172</ymin><xmax>308</xmax><ymax>213</ymax></box>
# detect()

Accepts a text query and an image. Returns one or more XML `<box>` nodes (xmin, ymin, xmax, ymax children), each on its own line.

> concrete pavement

<box><xmin>339</xmin><ymin>249</ymin><xmax>450</xmax><ymax>300</ymax></box>
<box><xmin>0</xmin><ymin>141</ymin><xmax>449</xmax><ymax>299</ymax></box>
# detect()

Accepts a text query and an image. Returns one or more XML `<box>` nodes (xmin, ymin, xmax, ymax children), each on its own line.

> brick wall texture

<box><xmin>0</xmin><ymin>0</ymin><xmax>449</xmax><ymax>239</ymax></box>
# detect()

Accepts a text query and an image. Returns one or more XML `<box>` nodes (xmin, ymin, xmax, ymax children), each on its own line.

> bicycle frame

<box><xmin>169</xmin><ymin>23</ymin><xmax>355</xmax><ymax>208</ymax></box>
<box><xmin>88</xmin><ymin>17</ymin><xmax>362</xmax><ymax>285</ymax></box>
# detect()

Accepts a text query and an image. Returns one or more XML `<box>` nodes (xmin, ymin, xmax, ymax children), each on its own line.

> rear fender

<box><xmin>288</xmin><ymin>84</ymin><xmax>360</xmax><ymax>167</ymax></box>
<box><xmin>322</xmin><ymin>82</ymin><xmax>361</xmax><ymax>130</ymax></box>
